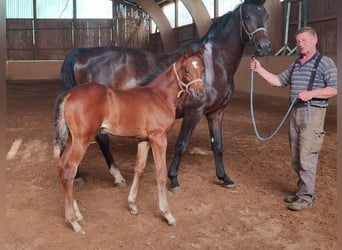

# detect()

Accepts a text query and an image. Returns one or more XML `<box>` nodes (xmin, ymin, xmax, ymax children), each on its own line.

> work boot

<box><xmin>288</xmin><ymin>198</ymin><xmax>312</xmax><ymax>211</ymax></box>
<box><xmin>284</xmin><ymin>195</ymin><xmax>316</xmax><ymax>203</ymax></box>
<box><xmin>284</xmin><ymin>195</ymin><xmax>297</xmax><ymax>203</ymax></box>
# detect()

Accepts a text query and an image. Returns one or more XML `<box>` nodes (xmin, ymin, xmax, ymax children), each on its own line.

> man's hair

<box><xmin>295</xmin><ymin>26</ymin><xmax>317</xmax><ymax>38</ymax></box>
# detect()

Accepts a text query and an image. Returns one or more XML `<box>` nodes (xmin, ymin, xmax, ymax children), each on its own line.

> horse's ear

<box><xmin>244</xmin><ymin>0</ymin><xmax>266</xmax><ymax>5</ymax></box>
<box><xmin>196</xmin><ymin>46</ymin><xmax>205</xmax><ymax>58</ymax></box>
<box><xmin>184</xmin><ymin>47</ymin><xmax>192</xmax><ymax>59</ymax></box>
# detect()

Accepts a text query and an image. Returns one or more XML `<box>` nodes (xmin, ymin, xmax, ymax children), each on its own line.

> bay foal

<box><xmin>54</xmin><ymin>47</ymin><xmax>205</xmax><ymax>233</ymax></box>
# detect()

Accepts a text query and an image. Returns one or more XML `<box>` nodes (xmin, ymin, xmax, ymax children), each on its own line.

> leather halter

<box><xmin>239</xmin><ymin>4</ymin><xmax>267</xmax><ymax>45</ymax></box>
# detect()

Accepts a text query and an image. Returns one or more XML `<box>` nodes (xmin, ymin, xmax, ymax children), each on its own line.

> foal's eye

<box><xmin>184</xmin><ymin>68</ymin><xmax>190</xmax><ymax>74</ymax></box>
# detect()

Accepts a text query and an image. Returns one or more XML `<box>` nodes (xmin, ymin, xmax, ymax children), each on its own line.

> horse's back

<box><xmin>62</xmin><ymin>46</ymin><xmax>181</xmax><ymax>92</ymax></box>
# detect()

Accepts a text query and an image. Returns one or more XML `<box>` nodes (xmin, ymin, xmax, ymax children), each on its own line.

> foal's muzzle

<box><xmin>191</xmin><ymin>88</ymin><xmax>204</xmax><ymax>101</ymax></box>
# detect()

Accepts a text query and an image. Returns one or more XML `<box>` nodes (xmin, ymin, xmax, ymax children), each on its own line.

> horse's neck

<box><xmin>206</xmin><ymin>12</ymin><xmax>245</xmax><ymax>73</ymax></box>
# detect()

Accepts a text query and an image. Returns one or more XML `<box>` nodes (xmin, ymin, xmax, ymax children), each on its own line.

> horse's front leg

<box><xmin>206</xmin><ymin>109</ymin><xmax>235</xmax><ymax>189</ymax></box>
<box><xmin>150</xmin><ymin>135</ymin><xmax>176</xmax><ymax>227</ymax></box>
<box><xmin>168</xmin><ymin>112</ymin><xmax>203</xmax><ymax>193</ymax></box>
<box><xmin>128</xmin><ymin>141</ymin><xmax>150</xmax><ymax>215</ymax></box>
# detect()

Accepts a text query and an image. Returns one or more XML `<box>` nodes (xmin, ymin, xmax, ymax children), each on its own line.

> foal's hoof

<box><xmin>168</xmin><ymin>220</ymin><xmax>176</xmax><ymax>227</ymax></box>
<box><xmin>130</xmin><ymin>209</ymin><xmax>139</xmax><ymax>216</ymax></box>
<box><xmin>115</xmin><ymin>181</ymin><xmax>127</xmax><ymax>188</ymax></box>
<box><xmin>71</xmin><ymin>222</ymin><xmax>85</xmax><ymax>234</ymax></box>
<box><xmin>129</xmin><ymin>203</ymin><xmax>139</xmax><ymax>215</ymax></box>
<box><xmin>74</xmin><ymin>177</ymin><xmax>85</xmax><ymax>186</ymax></box>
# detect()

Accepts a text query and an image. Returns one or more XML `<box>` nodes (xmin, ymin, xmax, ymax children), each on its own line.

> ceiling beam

<box><xmin>181</xmin><ymin>0</ymin><xmax>212</xmax><ymax>37</ymax></box>
<box><xmin>134</xmin><ymin>0</ymin><xmax>177</xmax><ymax>52</ymax></box>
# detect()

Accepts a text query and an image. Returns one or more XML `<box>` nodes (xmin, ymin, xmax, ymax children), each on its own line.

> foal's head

<box><xmin>175</xmin><ymin>47</ymin><xmax>205</xmax><ymax>100</ymax></box>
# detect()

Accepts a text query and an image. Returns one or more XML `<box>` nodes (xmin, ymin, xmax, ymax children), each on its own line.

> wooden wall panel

<box><xmin>6</xmin><ymin>20</ymin><xmax>34</xmax><ymax>60</ymax></box>
<box><xmin>35</xmin><ymin>20</ymin><xmax>72</xmax><ymax>59</ymax></box>
<box><xmin>288</xmin><ymin>0</ymin><xmax>337</xmax><ymax>55</ymax></box>
<box><xmin>5</xmin><ymin>0</ymin><xmax>337</xmax><ymax>60</ymax></box>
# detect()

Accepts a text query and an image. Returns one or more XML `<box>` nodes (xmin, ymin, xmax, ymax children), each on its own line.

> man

<box><xmin>250</xmin><ymin>27</ymin><xmax>337</xmax><ymax>211</ymax></box>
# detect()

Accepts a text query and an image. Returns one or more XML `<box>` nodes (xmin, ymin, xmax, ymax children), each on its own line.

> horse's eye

<box><xmin>244</xmin><ymin>15</ymin><xmax>250</xmax><ymax>21</ymax></box>
<box><xmin>184</xmin><ymin>68</ymin><xmax>190</xmax><ymax>74</ymax></box>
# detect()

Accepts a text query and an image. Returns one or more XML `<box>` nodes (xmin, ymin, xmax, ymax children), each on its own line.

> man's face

<box><xmin>296</xmin><ymin>32</ymin><xmax>317</xmax><ymax>56</ymax></box>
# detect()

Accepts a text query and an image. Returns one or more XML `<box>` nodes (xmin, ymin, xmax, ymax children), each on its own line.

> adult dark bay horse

<box><xmin>60</xmin><ymin>0</ymin><xmax>271</xmax><ymax>192</ymax></box>
<box><xmin>55</xmin><ymin>48</ymin><xmax>205</xmax><ymax>233</ymax></box>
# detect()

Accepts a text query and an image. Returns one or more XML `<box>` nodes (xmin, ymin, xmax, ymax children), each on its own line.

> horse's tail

<box><xmin>54</xmin><ymin>93</ymin><xmax>70</xmax><ymax>158</ymax></box>
<box><xmin>61</xmin><ymin>48</ymin><xmax>88</xmax><ymax>92</ymax></box>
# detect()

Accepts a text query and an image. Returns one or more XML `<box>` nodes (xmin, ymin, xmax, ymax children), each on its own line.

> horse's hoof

<box><xmin>74</xmin><ymin>177</ymin><xmax>85</xmax><ymax>186</ymax></box>
<box><xmin>168</xmin><ymin>185</ymin><xmax>182</xmax><ymax>194</ymax></box>
<box><xmin>224</xmin><ymin>183</ymin><xmax>237</xmax><ymax>191</ymax></box>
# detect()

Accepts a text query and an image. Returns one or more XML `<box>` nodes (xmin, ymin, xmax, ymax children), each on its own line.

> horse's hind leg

<box><xmin>58</xmin><ymin>141</ymin><xmax>89</xmax><ymax>234</ymax></box>
<box><xmin>96</xmin><ymin>132</ymin><xmax>126</xmax><ymax>188</ymax></box>
<box><xmin>128</xmin><ymin>141</ymin><xmax>150</xmax><ymax>215</ymax></box>
<box><xmin>151</xmin><ymin>136</ymin><xmax>176</xmax><ymax>227</ymax></box>
<box><xmin>74</xmin><ymin>133</ymin><xmax>126</xmax><ymax>187</ymax></box>
<box><xmin>206</xmin><ymin>110</ymin><xmax>235</xmax><ymax>189</ymax></box>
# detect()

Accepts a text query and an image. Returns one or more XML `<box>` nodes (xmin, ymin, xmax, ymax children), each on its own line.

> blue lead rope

<box><xmin>250</xmin><ymin>70</ymin><xmax>311</xmax><ymax>141</ymax></box>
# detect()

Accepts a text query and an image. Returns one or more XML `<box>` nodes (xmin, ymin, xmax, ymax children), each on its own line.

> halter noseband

<box><xmin>172</xmin><ymin>62</ymin><xmax>203</xmax><ymax>98</ymax></box>
<box><xmin>239</xmin><ymin>4</ymin><xmax>267</xmax><ymax>45</ymax></box>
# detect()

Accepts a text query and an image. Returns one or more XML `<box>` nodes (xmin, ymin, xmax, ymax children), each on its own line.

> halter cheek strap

<box><xmin>172</xmin><ymin>63</ymin><xmax>204</xmax><ymax>98</ymax></box>
<box><xmin>239</xmin><ymin>5</ymin><xmax>267</xmax><ymax>45</ymax></box>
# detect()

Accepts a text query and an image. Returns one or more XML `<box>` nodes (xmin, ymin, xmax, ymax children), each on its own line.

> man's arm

<box><xmin>250</xmin><ymin>58</ymin><xmax>282</xmax><ymax>87</ymax></box>
<box><xmin>297</xmin><ymin>87</ymin><xmax>337</xmax><ymax>102</ymax></box>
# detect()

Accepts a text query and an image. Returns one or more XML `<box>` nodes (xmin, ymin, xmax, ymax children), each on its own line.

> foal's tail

<box><xmin>61</xmin><ymin>48</ymin><xmax>88</xmax><ymax>93</ymax></box>
<box><xmin>54</xmin><ymin>93</ymin><xmax>70</xmax><ymax>158</ymax></box>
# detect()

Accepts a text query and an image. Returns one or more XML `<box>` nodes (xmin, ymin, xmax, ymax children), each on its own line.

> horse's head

<box><xmin>175</xmin><ymin>47</ymin><xmax>205</xmax><ymax>101</ymax></box>
<box><xmin>240</xmin><ymin>0</ymin><xmax>271</xmax><ymax>56</ymax></box>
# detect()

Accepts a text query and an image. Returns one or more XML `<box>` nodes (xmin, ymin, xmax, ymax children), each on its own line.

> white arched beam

<box><xmin>134</xmin><ymin>0</ymin><xmax>177</xmax><ymax>52</ymax></box>
<box><xmin>181</xmin><ymin>0</ymin><xmax>212</xmax><ymax>37</ymax></box>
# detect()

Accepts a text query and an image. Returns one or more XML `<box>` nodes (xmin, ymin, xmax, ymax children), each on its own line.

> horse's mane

<box><xmin>200</xmin><ymin>4</ymin><xmax>241</xmax><ymax>44</ymax></box>
<box><xmin>138</xmin><ymin>52</ymin><xmax>182</xmax><ymax>86</ymax></box>
<box><xmin>137</xmin><ymin>3</ymin><xmax>245</xmax><ymax>86</ymax></box>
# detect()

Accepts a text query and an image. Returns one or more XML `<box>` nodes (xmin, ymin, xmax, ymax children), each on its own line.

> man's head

<box><xmin>295</xmin><ymin>27</ymin><xmax>318</xmax><ymax>56</ymax></box>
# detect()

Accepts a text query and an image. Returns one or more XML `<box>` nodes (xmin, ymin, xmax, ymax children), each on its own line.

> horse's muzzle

<box><xmin>256</xmin><ymin>38</ymin><xmax>272</xmax><ymax>57</ymax></box>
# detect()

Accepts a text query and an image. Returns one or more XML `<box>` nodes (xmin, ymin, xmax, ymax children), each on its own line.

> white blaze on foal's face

<box><xmin>192</xmin><ymin>61</ymin><xmax>199</xmax><ymax>69</ymax></box>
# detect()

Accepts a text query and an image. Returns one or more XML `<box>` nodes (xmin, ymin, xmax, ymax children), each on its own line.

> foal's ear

<box><xmin>196</xmin><ymin>46</ymin><xmax>205</xmax><ymax>58</ymax></box>
<box><xmin>184</xmin><ymin>47</ymin><xmax>192</xmax><ymax>59</ymax></box>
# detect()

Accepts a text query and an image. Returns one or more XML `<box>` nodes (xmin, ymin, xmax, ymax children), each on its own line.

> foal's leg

<box><xmin>74</xmin><ymin>132</ymin><xmax>126</xmax><ymax>187</ymax></box>
<box><xmin>96</xmin><ymin>133</ymin><xmax>126</xmax><ymax>187</ymax></box>
<box><xmin>128</xmin><ymin>141</ymin><xmax>150</xmax><ymax>215</ymax></box>
<box><xmin>151</xmin><ymin>136</ymin><xmax>176</xmax><ymax>227</ymax></box>
<box><xmin>206</xmin><ymin>109</ymin><xmax>235</xmax><ymax>189</ymax></box>
<box><xmin>168</xmin><ymin>112</ymin><xmax>203</xmax><ymax>192</ymax></box>
<box><xmin>58</xmin><ymin>140</ymin><xmax>89</xmax><ymax>234</ymax></box>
